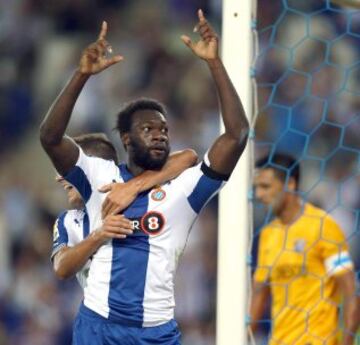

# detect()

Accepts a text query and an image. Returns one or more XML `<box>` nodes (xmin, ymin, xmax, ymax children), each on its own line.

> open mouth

<box><xmin>150</xmin><ymin>148</ymin><xmax>165</xmax><ymax>154</ymax></box>
<box><xmin>150</xmin><ymin>146</ymin><xmax>167</xmax><ymax>155</ymax></box>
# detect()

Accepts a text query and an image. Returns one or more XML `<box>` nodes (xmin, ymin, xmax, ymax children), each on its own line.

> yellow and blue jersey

<box><xmin>254</xmin><ymin>203</ymin><xmax>353</xmax><ymax>345</ymax></box>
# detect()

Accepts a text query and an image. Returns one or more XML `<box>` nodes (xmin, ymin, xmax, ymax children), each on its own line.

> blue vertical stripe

<box><xmin>82</xmin><ymin>211</ymin><xmax>90</xmax><ymax>238</ymax></box>
<box><xmin>64</xmin><ymin>166</ymin><xmax>92</xmax><ymax>203</ymax></box>
<box><xmin>187</xmin><ymin>175</ymin><xmax>222</xmax><ymax>213</ymax></box>
<box><xmin>53</xmin><ymin>212</ymin><xmax>69</xmax><ymax>251</ymax></box>
<box><xmin>107</xmin><ymin>164</ymin><xmax>150</xmax><ymax>325</ymax></box>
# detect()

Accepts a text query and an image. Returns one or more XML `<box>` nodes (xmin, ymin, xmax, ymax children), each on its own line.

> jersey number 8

<box><xmin>141</xmin><ymin>211</ymin><xmax>165</xmax><ymax>236</ymax></box>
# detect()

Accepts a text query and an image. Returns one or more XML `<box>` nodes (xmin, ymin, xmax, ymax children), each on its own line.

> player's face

<box><xmin>127</xmin><ymin>110</ymin><xmax>170</xmax><ymax>170</ymax></box>
<box><xmin>254</xmin><ymin>168</ymin><xmax>285</xmax><ymax>214</ymax></box>
<box><xmin>56</xmin><ymin>177</ymin><xmax>84</xmax><ymax>209</ymax></box>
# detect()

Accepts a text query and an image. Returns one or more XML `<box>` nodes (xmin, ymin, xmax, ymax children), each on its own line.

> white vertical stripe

<box><xmin>142</xmin><ymin>186</ymin><xmax>197</xmax><ymax>326</ymax></box>
<box><xmin>82</xmin><ymin>194</ymin><xmax>114</xmax><ymax>318</ymax></box>
<box><xmin>83</xmin><ymin>242</ymin><xmax>113</xmax><ymax>318</ymax></box>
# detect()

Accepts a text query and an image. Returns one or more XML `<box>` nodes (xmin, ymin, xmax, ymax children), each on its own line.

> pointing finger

<box><xmin>98</xmin><ymin>21</ymin><xmax>108</xmax><ymax>40</ymax></box>
<box><xmin>198</xmin><ymin>9</ymin><xmax>206</xmax><ymax>22</ymax></box>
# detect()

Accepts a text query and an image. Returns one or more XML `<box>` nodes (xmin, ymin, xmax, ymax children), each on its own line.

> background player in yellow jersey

<box><xmin>250</xmin><ymin>153</ymin><xmax>359</xmax><ymax>345</ymax></box>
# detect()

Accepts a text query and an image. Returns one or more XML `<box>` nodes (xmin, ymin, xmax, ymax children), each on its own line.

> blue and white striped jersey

<box><xmin>64</xmin><ymin>147</ymin><xmax>227</xmax><ymax>327</ymax></box>
<box><xmin>51</xmin><ymin>209</ymin><xmax>91</xmax><ymax>289</ymax></box>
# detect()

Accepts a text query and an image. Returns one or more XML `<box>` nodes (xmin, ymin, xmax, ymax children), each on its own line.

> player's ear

<box><xmin>121</xmin><ymin>133</ymin><xmax>130</xmax><ymax>151</ymax></box>
<box><xmin>287</xmin><ymin>177</ymin><xmax>296</xmax><ymax>192</ymax></box>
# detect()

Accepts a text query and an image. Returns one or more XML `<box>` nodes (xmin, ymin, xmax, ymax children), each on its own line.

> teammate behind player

<box><xmin>52</xmin><ymin>133</ymin><xmax>123</xmax><ymax>286</ymax></box>
<box><xmin>52</xmin><ymin>133</ymin><xmax>197</xmax><ymax>284</ymax></box>
<box><xmin>40</xmin><ymin>11</ymin><xmax>249</xmax><ymax>345</ymax></box>
<box><xmin>250</xmin><ymin>153</ymin><xmax>359</xmax><ymax>345</ymax></box>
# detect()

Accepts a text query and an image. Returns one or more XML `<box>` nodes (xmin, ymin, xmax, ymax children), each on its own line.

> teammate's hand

<box><xmin>181</xmin><ymin>9</ymin><xmax>219</xmax><ymax>61</ymax></box>
<box><xmin>99</xmin><ymin>181</ymin><xmax>142</xmax><ymax>219</ymax></box>
<box><xmin>78</xmin><ymin>21</ymin><xmax>123</xmax><ymax>75</ymax></box>
<box><xmin>94</xmin><ymin>214</ymin><xmax>133</xmax><ymax>243</ymax></box>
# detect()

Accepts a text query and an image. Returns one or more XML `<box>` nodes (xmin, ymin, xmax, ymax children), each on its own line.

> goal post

<box><xmin>216</xmin><ymin>1</ymin><xmax>253</xmax><ymax>344</ymax></box>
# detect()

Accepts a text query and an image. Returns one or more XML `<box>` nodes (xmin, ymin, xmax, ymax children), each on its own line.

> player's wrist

<box><xmin>127</xmin><ymin>178</ymin><xmax>145</xmax><ymax>194</ymax></box>
<box><xmin>206</xmin><ymin>57</ymin><xmax>222</xmax><ymax>69</ymax></box>
<box><xmin>75</xmin><ymin>68</ymin><xmax>92</xmax><ymax>79</ymax></box>
<box><xmin>91</xmin><ymin>229</ymin><xmax>107</xmax><ymax>246</ymax></box>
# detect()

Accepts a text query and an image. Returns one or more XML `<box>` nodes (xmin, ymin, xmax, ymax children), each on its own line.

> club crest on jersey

<box><xmin>294</xmin><ymin>239</ymin><xmax>306</xmax><ymax>253</ymax></box>
<box><xmin>151</xmin><ymin>188</ymin><xmax>166</xmax><ymax>202</ymax></box>
<box><xmin>140</xmin><ymin>211</ymin><xmax>165</xmax><ymax>236</ymax></box>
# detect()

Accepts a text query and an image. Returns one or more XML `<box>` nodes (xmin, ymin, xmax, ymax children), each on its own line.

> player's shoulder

<box><xmin>303</xmin><ymin>203</ymin><xmax>339</xmax><ymax>227</ymax></box>
<box><xmin>65</xmin><ymin>208</ymin><xmax>86</xmax><ymax>220</ymax></box>
<box><xmin>54</xmin><ymin>210</ymin><xmax>69</xmax><ymax>226</ymax></box>
<box><xmin>259</xmin><ymin>219</ymin><xmax>279</xmax><ymax>237</ymax></box>
<box><xmin>78</xmin><ymin>146</ymin><xmax>117</xmax><ymax>169</ymax></box>
<box><xmin>55</xmin><ymin>209</ymin><xmax>86</xmax><ymax>230</ymax></box>
<box><xmin>171</xmin><ymin>161</ymin><xmax>202</xmax><ymax>184</ymax></box>
<box><xmin>87</xmin><ymin>156</ymin><xmax>118</xmax><ymax>172</ymax></box>
<box><xmin>173</xmin><ymin>155</ymin><xmax>229</xmax><ymax>184</ymax></box>
<box><xmin>303</xmin><ymin>203</ymin><xmax>327</xmax><ymax>218</ymax></box>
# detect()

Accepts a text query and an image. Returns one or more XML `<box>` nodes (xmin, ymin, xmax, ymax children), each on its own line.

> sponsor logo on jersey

<box><xmin>141</xmin><ymin>211</ymin><xmax>165</xmax><ymax>235</ymax></box>
<box><xmin>151</xmin><ymin>187</ymin><xmax>166</xmax><ymax>201</ymax></box>
<box><xmin>130</xmin><ymin>211</ymin><xmax>165</xmax><ymax>236</ymax></box>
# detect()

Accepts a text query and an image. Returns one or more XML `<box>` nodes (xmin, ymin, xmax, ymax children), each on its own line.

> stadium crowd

<box><xmin>0</xmin><ymin>0</ymin><xmax>359</xmax><ymax>344</ymax></box>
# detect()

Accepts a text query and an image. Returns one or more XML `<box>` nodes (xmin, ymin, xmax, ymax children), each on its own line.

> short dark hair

<box><xmin>115</xmin><ymin>98</ymin><xmax>167</xmax><ymax>135</ymax></box>
<box><xmin>255</xmin><ymin>153</ymin><xmax>300</xmax><ymax>188</ymax></box>
<box><xmin>72</xmin><ymin>133</ymin><xmax>118</xmax><ymax>164</ymax></box>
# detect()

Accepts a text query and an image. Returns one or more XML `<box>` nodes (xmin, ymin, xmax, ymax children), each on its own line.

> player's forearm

<box><xmin>207</xmin><ymin>58</ymin><xmax>249</xmax><ymax>143</ymax></box>
<box><xmin>249</xmin><ymin>282</ymin><xmax>270</xmax><ymax>333</ymax></box>
<box><xmin>249</xmin><ymin>299</ymin><xmax>266</xmax><ymax>333</ymax></box>
<box><xmin>53</xmin><ymin>231</ymin><xmax>103</xmax><ymax>279</ymax></box>
<box><xmin>40</xmin><ymin>70</ymin><xmax>89</xmax><ymax>147</ymax></box>
<box><xmin>342</xmin><ymin>300</ymin><xmax>359</xmax><ymax>345</ymax></box>
<box><xmin>335</xmin><ymin>271</ymin><xmax>359</xmax><ymax>345</ymax></box>
<box><xmin>129</xmin><ymin>149</ymin><xmax>198</xmax><ymax>192</ymax></box>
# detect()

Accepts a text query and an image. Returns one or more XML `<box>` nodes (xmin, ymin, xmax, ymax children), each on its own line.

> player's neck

<box><xmin>126</xmin><ymin>159</ymin><xmax>145</xmax><ymax>177</ymax></box>
<box><xmin>277</xmin><ymin>195</ymin><xmax>303</xmax><ymax>225</ymax></box>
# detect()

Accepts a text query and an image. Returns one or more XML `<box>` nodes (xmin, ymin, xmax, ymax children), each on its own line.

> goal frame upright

<box><xmin>216</xmin><ymin>1</ymin><xmax>253</xmax><ymax>344</ymax></box>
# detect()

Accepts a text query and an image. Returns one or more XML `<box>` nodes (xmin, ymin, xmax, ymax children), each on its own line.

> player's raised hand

<box><xmin>181</xmin><ymin>9</ymin><xmax>219</xmax><ymax>61</ymax></box>
<box><xmin>79</xmin><ymin>21</ymin><xmax>123</xmax><ymax>75</ymax></box>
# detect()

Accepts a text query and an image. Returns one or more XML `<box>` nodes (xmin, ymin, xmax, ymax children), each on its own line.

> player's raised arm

<box><xmin>39</xmin><ymin>21</ymin><xmax>123</xmax><ymax>176</ymax></box>
<box><xmin>181</xmin><ymin>10</ymin><xmax>249</xmax><ymax>176</ymax></box>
